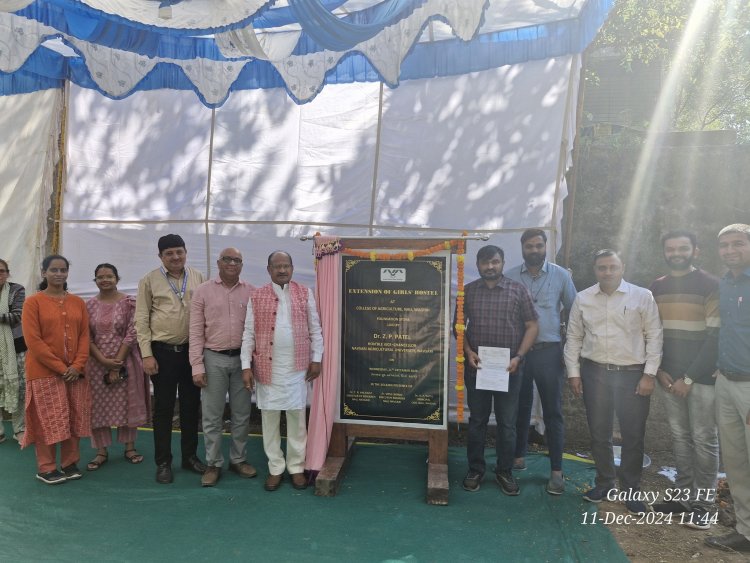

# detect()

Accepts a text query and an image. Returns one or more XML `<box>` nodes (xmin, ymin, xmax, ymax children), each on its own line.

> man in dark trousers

<box><xmin>565</xmin><ymin>249</ymin><xmax>662</xmax><ymax>515</ymax></box>
<box><xmin>461</xmin><ymin>244</ymin><xmax>538</xmax><ymax>496</ymax></box>
<box><xmin>135</xmin><ymin>234</ymin><xmax>206</xmax><ymax>484</ymax></box>
<box><xmin>506</xmin><ymin>229</ymin><xmax>576</xmax><ymax>495</ymax></box>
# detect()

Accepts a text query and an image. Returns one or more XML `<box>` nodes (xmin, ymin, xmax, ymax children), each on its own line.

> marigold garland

<box><xmin>341</xmin><ymin>241</ymin><xmax>458</xmax><ymax>261</ymax></box>
<box><xmin>454</xmin><ymin>236</ymin><xmax>466</xmax><ymax>423</ymax></box>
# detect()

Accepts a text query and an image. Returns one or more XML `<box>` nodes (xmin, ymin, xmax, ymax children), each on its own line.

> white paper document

<box><xmin>476</xmin><ymin>346</ymin><xmax>510</xmax><ymax>392</ymax></box>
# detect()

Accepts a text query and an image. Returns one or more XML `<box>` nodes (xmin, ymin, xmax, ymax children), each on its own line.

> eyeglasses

<box><xmin>47</xmin><ymin>268</ymin><xmax>68</xmax><ymax>274</ymax></box>
<box><xmin>0</xmin><ymin>269</ymin><xmax>8</xmax><ymax>274</ymax></box>
<box><xmin>270</xmin><ymin>264</ymin><xmax>292</xmax><ymax>271</ymax></box>
<box><xmin>220</xmin><ymin>256</ymin><xmax>243</xmax><ymax>265</ymax></box>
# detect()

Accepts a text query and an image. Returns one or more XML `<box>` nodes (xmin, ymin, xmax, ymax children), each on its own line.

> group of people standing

<box><xmin>11</xmin><ymin>256</ymin><xmax>150</xmax><ymax>484</ymax></box>
<box><xmin>3</xmin><ymin>224</ymin><xmax>750</xmax><ymax>553</ymax></box>
<box><xmin>460</xmin><ymin>224</ymin><xmax>750</xmax><ymax>554</ymax></box>
<box><xmin>1</xmin><ymin>233</ymin><xmax>323</xmax><ymax>495</ymax></box>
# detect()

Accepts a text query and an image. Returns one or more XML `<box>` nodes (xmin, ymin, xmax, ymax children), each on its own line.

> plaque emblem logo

<box><xmin>380</xmin><ymin>268</ymin><xmax>406</xmax><ymax>282</ymax></box>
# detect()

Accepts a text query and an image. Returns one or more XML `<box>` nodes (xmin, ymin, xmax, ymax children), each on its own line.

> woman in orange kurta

<box><xmin>22</xmin><ymin>255</ymin><xmax>91</xmax><ymax>485</ymax></box>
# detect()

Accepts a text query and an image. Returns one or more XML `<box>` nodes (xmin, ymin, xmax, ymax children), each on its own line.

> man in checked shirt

<box><xmin>461</xmin><ymin>245</ymin><xmax>538</xmax><ymax>496</ymax></box>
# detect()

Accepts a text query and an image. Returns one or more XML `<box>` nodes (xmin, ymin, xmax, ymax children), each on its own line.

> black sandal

<box><xmin>87</xmin><ymin>452</ymin><xmax>108</xmax><ymax>471</ymax></box>
<box><xmin>124</xmin><ymin>449</ymin><xmax>144</xmax><ymax>464</ymax></box>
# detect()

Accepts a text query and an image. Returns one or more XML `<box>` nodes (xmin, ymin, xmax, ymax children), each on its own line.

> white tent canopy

<box><xmin>57</xmin><ymin>53</ymin><xmax>579</xmax><ymax>297</ymax></box>
<box><xmin>0</xmin><ymin>1</ymin><xmax>612</xmax><ymax>292</ymax></box>
<box><xmin>1</xmin><ymin>0</ymin><xmax>609</xmax><ymax>104</ymax></box>
<box><xmin>0</xmin><ymin>1</ymin><xmax>607</xmax><ymax>419</ymax></box>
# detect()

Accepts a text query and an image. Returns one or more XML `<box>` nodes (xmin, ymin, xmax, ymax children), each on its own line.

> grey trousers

<box><xmin>661</xmin><ymin>382</ymin><xmax>719</xmax><ymax>509</ymax></box>
<box><xmin>201</xmin><ymin>350</ymin><xmax>252</xmax><ymax>467</ymax></box>
<box><xmin>716</xmin><ymin>372</ymin><xmax>750</xmax><ymax>539</ymax></box>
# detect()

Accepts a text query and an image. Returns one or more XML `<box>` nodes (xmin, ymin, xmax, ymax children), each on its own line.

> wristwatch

<box><xmin>683</xmin><ymin>376</ymin><xmax>693</xmax><ymax>385</ymax></box>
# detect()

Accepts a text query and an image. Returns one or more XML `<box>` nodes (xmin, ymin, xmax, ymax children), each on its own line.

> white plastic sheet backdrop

<box><xmin>0</xmin><ymin>88</ymin><xmax>62</xmax><ymax>294</ymax></box>
<box><xmin>57</xmin><ymin>54</ymin><xmax>579</xmax><ymax>422</ymax></box>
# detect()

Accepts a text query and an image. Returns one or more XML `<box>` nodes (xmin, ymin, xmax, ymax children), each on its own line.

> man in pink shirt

<box><xmin>189</xmin><ymin>248</ymin><xmax>256</xmax><ymax>487</ymax></box>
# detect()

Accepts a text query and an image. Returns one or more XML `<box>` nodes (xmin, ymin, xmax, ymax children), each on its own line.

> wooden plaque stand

<box><xmin>315</xmin><ymin>422</ymin><xmax>449</xmax><ymax>505</ymax></box>
<box><xmin>314</xmin><ymin>238</ymin><xmax>452</xmax><ymax>505</ymax></box>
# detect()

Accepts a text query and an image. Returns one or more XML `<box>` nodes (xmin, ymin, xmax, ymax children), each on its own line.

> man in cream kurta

<box><xmin>241</xmin><ymin>251</ymin><xmax>323</xmax><ymax>491</ymax></box>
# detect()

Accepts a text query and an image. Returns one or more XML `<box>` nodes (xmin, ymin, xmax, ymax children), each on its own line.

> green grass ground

<box><xmin>0</xmin><ymin>425</ymin><xmax>626</xmax><ymax>562</ymax></box>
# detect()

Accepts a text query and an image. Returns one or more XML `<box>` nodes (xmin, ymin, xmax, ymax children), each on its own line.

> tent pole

<box><xmin>550</xmin><ymin>55</ymin><xmax>578</xmax><ymax>263</ymax></box>
<box><xmin>50</xmin><ymin>80</ymin><xmax>70</xmax><ymax>255</ymax></box>
<box><xmin>561</xmin><ymin>52</ymin><xmax>587</xmax><ymax>269</ymax></box>
<box><xmin>204</xmin><ymin>107</ymin><xmax>216</xmax><ymax>276</ymax></box>
<box><xmin>368</xmin><ymin>82</ymin><xmax>385</xmax><ymax>236</ymax></box>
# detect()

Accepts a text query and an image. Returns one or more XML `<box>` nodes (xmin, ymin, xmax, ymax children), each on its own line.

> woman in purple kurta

<box><xmin>85</xmin><ymin>264</ymin><xmax>149</xmax><ymax>470</ymax></box>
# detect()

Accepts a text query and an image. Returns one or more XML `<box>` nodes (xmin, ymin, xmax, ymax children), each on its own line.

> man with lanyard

<box><xmin>650</xmin><ymin>231</ymin><xmax>720</xmax><ymax>528</ymax></box>
<box><xmin>461</xmin><ymin>244</ymin><xmax>538</xmax><ymax>496</ymax></box>
<box><xmin>241</xmin><ymin>251</ymin><xmax>323</xmax><ymax>491</ymax></box>
<box><xmin>189</xmin><ymin>248</ymin><xmax>256</xmax><ymax>487</ymax></box>
<box><xmin>506</xmin><ymin>229</ymin><xmax>576</xmax><ymax>495</ymax></box>
<box><xmin>705</xmin><ymin>224</ymin><xmax>750</xmax><ymax>553</ymax></box>
<box><xmin>564</xmin><ymin>249</ymin><xmax>662</xmax><ymax>514</ymax></box>
<box><xmin>135</xmin><ymin>234</ymin><xmax>206</xmax><ymax>484</ymax></box>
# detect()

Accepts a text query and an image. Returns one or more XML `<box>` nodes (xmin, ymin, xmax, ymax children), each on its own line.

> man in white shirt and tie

<box><xmin>564</xmin><ymin>249</ymin><xmax>663</xmax><ymax>514</ymax></box>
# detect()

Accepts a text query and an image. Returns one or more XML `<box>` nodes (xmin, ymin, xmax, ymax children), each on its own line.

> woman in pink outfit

<box><xmin>85</xmin><ymin>263</ymin><xmax>149</xmax><ymax>470</ymax></box>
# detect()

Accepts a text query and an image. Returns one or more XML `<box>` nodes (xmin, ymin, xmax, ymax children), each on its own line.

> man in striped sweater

<box><xmin>650</xmin><ymin>230</ymin><xmax>720</xmax><ymax>529</ymax></box>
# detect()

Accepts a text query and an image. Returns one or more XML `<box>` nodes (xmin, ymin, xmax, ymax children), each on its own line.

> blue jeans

<box><xmin>581</xmin><ymin>362</ymin><xmax>650</xmax><ymax>491</ymax></box>
<box><xmin>514</xmin><ymin>344</ymin><xmax>565</xmax><ymax>471</ymax></box>
<box><xmin>465</xmin><ymin>367</ymin><xmax>523</xmax><ymax>475</ymax></box>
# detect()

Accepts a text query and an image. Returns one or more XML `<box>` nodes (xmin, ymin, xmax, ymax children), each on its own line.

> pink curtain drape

<box><xmin>305</xmin><ymin>236</ymin><xmax>342</xmax><ymax>472</ymax></box>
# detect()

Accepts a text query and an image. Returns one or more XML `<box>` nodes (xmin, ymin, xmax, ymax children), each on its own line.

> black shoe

<box><xmin>705</xmin><ymin>531</ymin><xmax>750</xmax><ymax>553</ymax></box>
<box><xmin>652</xmin><ymin>500</ymin><xmax>688</xmax><ymax>514</ymax></box>
<box><xmin>625</xmin><ymin>500</ymin><xmax>650</xmax><ymax>515</ymax></box>
<box><xmin>582</xmin><ymin>485</ymin><xmax>615</xmax><ymax>503</ymax></box>
<box><xmin>61</xmin><ymin>463</ymin><xmax>83</xmax><ymax>481</ymax></box>
<box><xmin>496</xmin><ymin>471</ymin><xmax>520</xmax><ymax>496</ymax></box>
<box><xmin>181</xmin><ymin>455</ymin><xmax>207</xmax><ymax>475</ymax></box>
<box><xmin>682</xmin><ymin>507</ymin><xmax>712</xmax><ymax>530</ymax></box>
<box><xmin>462</xmin><ymin>470</ymin><xmax>483</xmax><ymax>492</ymax></box>
<box><xmin>156</xmin><ymin>463</ymin><xmax>173</xmax><ymax>484</ymax></box>
<box><xmin>36</xmin><ymin>470</ymin><xmax>67</xmax><ymax>485</ymax></box>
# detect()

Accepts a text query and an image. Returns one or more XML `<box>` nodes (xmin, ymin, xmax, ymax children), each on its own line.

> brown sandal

<box><xmin>86</xmin><ymin>452</ymin><xmax>108</xmax><ymax>471</ymax></box>
<box><xmin>124</xmin><ymin>449</ymin><xmax>144</xmax><ymax>464</ymax></box>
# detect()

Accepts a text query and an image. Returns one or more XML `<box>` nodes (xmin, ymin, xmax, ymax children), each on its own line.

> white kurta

<box><xmin>241</xmin><ymin>283</ymin><xmax>324</xmax><ymax>411</ymax></box>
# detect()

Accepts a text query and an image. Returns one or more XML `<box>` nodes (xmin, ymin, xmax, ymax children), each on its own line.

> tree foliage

<box><xmin>592</xmin><ymin>0</ymin><xmax>750</xmax><ymax>142</ymax></box>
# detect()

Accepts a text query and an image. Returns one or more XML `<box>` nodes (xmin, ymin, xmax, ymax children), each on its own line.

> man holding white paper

<box><xmin>460</xmin><ymin>245</ymin><xmax>538</xmax><ymax>496</ymax></box>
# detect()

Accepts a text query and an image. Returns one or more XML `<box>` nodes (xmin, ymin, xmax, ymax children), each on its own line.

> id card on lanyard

<box><xmin>161</xmin><ymin>267</ymin><xmax>188</xmax><ymax>307</ymax></box>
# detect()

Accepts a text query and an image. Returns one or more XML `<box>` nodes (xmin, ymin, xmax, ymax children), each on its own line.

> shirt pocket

<box><xmin>737</xmin><ymin>298</ymin><xmax>750</xmax><ymax>326</ymax></box>
<box><xmin>534</xmin><ymin>285</ymin><xmax>554</xmax><ymax>310</ymax></box>
<box><xmin>624</xmin><ymin>308</ymin><xmax>643</xmax><ymax>332</ymax></box>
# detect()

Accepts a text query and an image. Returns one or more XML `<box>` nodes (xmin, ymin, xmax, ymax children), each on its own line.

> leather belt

<box><xmin>583</xmin><ymin>358</ymin><xmax>644</xmax><ymax>372</ymax></box>
<box><xmin>720</xmin><ymin>369</ymin><xmax>750</xmax><ymax>382</ymax></box>
<box><xmin>530</xmin><ymin>342</ymin><xmax>559</xmax><ymax>352</ymax></box>
<box><xmin>209</xmin><ymin>348</ymin><xmax>242</xmax><ymax>357</ymax></box>
<box><xmin>152</xmin><ymin>341</ymin><xmax>188</xmax><ymax>353</ymax></box>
